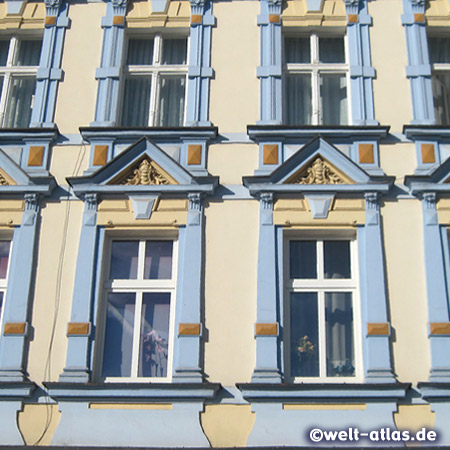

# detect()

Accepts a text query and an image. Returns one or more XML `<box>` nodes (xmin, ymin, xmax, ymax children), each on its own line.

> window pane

<box><xmin>158</xmin><ymin>76</ymin><xmax>185</xmax><ymax>127</ymax></box>
<box><xmin>285</xmin><ymin>37</ymin><xmax>310</xmax><ymax>64</ymax></box>
<box><xmin>144</xmin><ymin>241</ymin><xmax>173</xmax><ymax>279</ymax></box>
<box><xmin>4</xmin><ymin>77</ymin><xmax>35</xmax><ymax>128</ymax></box>
<box><xmin>325</xmin><ymin>292</ymin><xmax>354</xmax><ymax>377</ymax></box>
<box><xmin>0</xmin><ymin>241</ymin><xmax>11</xmax><ymax>279</ymax></box>
<box><xmin>320</xmin><ymin>74</ymin><xmax>347</xmax><ymax>125</ymax></box>
<box><xmin>432</xmin><ymin>73</ymin><xmax>450</xmax><ymax>126</ymax></box>
<box><xmin>319</xmin><ymin>38</ymin><xmax>345</xmax><ymax>63</ymax></box>
<box><xmin>290</xmin><ymin>241</ymin><xmax>316</xmax><ymax>279</ymax></box>
<box><xmin>429</xmin><ymin>37</ymin><xmax>450</xmax><ymax>64</ymax></box>
<box><xmin>139</xmin><ymin>293</ymin><xmax>170</xmax><ymax>377</ymax></box>
<box><xmin>162</xmin><ymin>38</ymin><xmax>187</xmax><ymax>65</ymax></box>
<box><xmin>121</xmin><ymin>77</ymin><xmax>151</xmax><ymax>126</ymax></box>
<box><xmin>127</xmin><ymin>39</ymin><xmax>154</xmax><ymax>65</ymax></box>
<box><xmin>290</xmin><ymin>292</ymin><xmax>319</xmax><ymax>377</ymax></box>
<box><xmin>16</xmin><ymin>40</ymin><xmax>41</xmax><ymax>66</ymax></box>
<box><xmin>0</xmin><ymin>292</ymin><xmax>3</xmax><ymax>321</ymax></box>
<box><xmin>0</xmin><ymin>41</ymin><xmax>9</xmax><ymax>66</ymax></box>
<box><xmin>102</xmin><ymin>293</ymin><xmax>136</xmax><ymax>378</ymax></box>
<box><xmin>285</xmin><ymin>74</ymin><xmax>312</xmax><ymax>125</ymax></box>
<box><xmin>110</xmin><ymin>241</ymin><xmax>139</xmax><ymax>279</ymax></box>
<box><xmin>324</xmin><ymin>240</ymin><xmax>351</xmax><ymax>279</ymax></box>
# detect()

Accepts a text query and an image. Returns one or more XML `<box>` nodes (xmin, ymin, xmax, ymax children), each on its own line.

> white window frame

<box><xmin>96</xmin><ymin>235</ymin><xmax>178</xmax><ymax>383</ymax></box>
<box><xmin>0</xmin><ymin>36</ymin><xmax>41</xmax><ymax>128</ymax></box>
<box><xmin>283</xmin><ymin>232</ymin><xmax>363</xmax><ymax>383</ymax></box>
<box><xmin>119</xmin><ymin>33</ymin><xmax>189</xmax><ymax>127</ymax></box>
<box><xmin>283</xmin><ymin>33</ymin><xmax>350</xmax><ymax>126</ymax></box>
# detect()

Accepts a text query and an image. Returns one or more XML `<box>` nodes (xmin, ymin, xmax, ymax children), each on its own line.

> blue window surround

<box><xmin>257</xmin><ymin>0</ymin><xmax>377</xmax><ymax>126</ymax></box>
<box><xmin>402</xmin><ymin>0</ymin><xmax>435</xmax><ymax>125</ymax></box>
<box><xmin>92</xmin><ymin>0</ymin><xmax>214</xmax><ymax>128</ymax></box>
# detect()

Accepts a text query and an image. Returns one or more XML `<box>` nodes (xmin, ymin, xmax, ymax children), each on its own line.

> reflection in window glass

<box><xmin>144</xmin><ymin>241</ymin><xmax>173</xmax><ymax>279</ymax></box>
<box><xmin>324</xmin><ymin>240</ymin><xmax>351</xmax><ymax>279</ymax></box>
<box><xmin>110</xmin><ymin>241</ymin><xmax>139</xmax><ymax>280</ymax></box>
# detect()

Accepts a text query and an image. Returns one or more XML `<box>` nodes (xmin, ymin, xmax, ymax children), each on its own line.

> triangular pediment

<box><xmin>284</xmin><ymin>155</ymin><xmax>353</xmax><ymax>185</ymax></box>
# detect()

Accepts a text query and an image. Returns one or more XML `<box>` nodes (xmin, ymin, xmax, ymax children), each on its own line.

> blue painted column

<box><xmin>252</xmin><ymin>193</ymin><xmax>281</xmax><ymax>383</ymax></box>
<box><xmin>173</xmin><ymin>193</ymin><xmax>204</xmax><ymax>383</ymax></box>
<box><xmin>345</xmin><ymin>0</ymin><xmax>378</xmax><ymax>126</ymax></box>
<box><xmin>402</xmin><ymin>0</ymin><xmax>435</xmax><ymax>124</ymax></box>
<box><xmin>185</xmin><ymin>0</ymin><xmax>214</xmax><ymax>126</ymax></box>
<box><xmin>30</xmin><ymin>0</ymin><xmax>69</xmax><ymax>127</ymax></box>
<box><xmin>359</xmin><ymin>193</ymin><xmax>395</xmax><ymax>382</ymax></box>
<box><xmin>91</xmin><ymin>0</ymin><xmax>127</xmax><ymax>127</ymax></box>
<box><xmin>0</xmin><ymin>194</ymin><xmax>41</xmax><ymax>381</ymax></box>
<box><xmin>60</xmin><ymin>195</ymin><xmax>98</xmax><ymax>382</ymax></box>
<box><xmin>421</xmin><ymin>193</ymin><xmax>450</xmax><ymax>381</ymax></box>
<box><xmin>257</xmin><ymin>0</ymin><xmax>282</xmax><ymax>125</ymax></box>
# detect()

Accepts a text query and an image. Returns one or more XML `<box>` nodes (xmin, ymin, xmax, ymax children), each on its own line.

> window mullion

<box><xmin>318</xmin><ymin>290</ymin><xmax>326</xmax><ymax>378</ymax></box>
<box><xmin>149</xmin><ymin>72</ymin><xmax>158</xmax><ymax>126</ymax></box>
<box><xmin>131</xmin><ymin>290</ymin><xmax>143</xmax><ymax>378</ymax></box>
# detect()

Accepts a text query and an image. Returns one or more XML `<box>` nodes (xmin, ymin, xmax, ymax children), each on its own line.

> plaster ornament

<box><xmin>0</xmin><ymin>173</ymin><xmax>9</xmax><ymax>186</ymax></box>
<box><xmin>121</xmin><ymin>158</ymin><xmax>170</xmax><ymax>186</ymax></box>
<box><xmin>289</xmin><ymin>157</ymin><xmax>345</xmax><ymax>185</ymax></box>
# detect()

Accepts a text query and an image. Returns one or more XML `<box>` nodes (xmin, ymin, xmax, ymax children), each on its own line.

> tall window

<box><xmin>428</xmin><ymin>37</ymin><xmax>450</xmax><ymax>126</ymax></box>
<box><xmin>99</xmin><ymin>239</ymin><xmax>177</xmax><ymax>380</ymax></box>
<box><xmin>0</xmin><ymin>241</ymin><xmax>11</xmax><ymax>332</ymax></box>
<box><xmin>285</xmin><ymin>238</ymin><xmax>360</xmax><ymax>381</ymax></box>
<box><xmin>120</xmin><ymin>35</ymin><xmax>187</xmax><ymax>127</ymax></box>
<box><xmin>0</xmin><ymin>37</ymin><xmax>41</xmax><ymax>128</ymax></box>
<box><xmin>284</xmin><ymin>35</ymin><xmax>348</xmax><ymax>126</ymax></box>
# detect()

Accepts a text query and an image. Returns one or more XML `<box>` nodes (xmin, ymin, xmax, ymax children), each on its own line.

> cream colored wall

<box><xmin>54</xmin><ymin>2</ymin><xmax>105</xmax><ymax>133</ymax></box>
<box><xmin>209</xmin><ymin>2</ymin><xmax>260</xmax><ymax>132</ymax></box>
<box><xmin>204</xmin><ymin>200</ymin><xmax>258</xmax><ymax>385</ymax></box>
<box><xmin>370</xmin><ymin>0</ymin><xmax>412</xmax><ymax>131</ymax></box>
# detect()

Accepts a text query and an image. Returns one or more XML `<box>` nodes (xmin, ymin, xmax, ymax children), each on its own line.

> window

<box><xmin>285</xmin><ymin>237</ymin><xmax>361</xmax><ymax>381</ymax></box>
<box><xmin>429</xmin><ymin>37</ymin><xmax>450</xmax><ymax>126</ymax></box>
<box><xmin>283</xmin><ymin>35</ymin><xmax>348</xmax><ymax>126</ymax></box>
<box><xmin>0</xmin><ymin>241</ymin><xmax>11</xmax><ymax>331</ymax></box>
<box><xmin>120</xmin><ymin>35</ymin><xmax>187</xmax><ymax>127</ymax></box>
<box><xmin>99</xmin><ymin>238</ymin><xmax>177</xmax><ymax>380</ymax></box>
<box><xmin>0</xmin><ymin>37</ymin><xmax>41</xmax><ymax>128</ymax></box>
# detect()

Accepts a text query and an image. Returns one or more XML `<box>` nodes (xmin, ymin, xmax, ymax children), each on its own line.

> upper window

<box><xmin>0</xmin><ymin>37</ymin><xmax>41</xmax><ymax>128</ymax></box>
<box><xmin>283</xmin><ymin>35</ymin><xmax>348</xmax><ymax>126</ymax></box>
<box><xmin>120</xmin><ymin>35</ymin><xmax>188</xmax><ymax>127</ymax></box>
<box><xmin>98</xmin><ymin>238</ymin><xmax>177</xmax><ymax>381</ymax></box>
<box><xmin>284</xmin><ymin>237</ymin><xmax>361</xmax><ymax>381</ymax></box>
<box><xmin>428</xmin><ymin>37</ymin><xmax>450</xmax><ymax>126</ymax></box>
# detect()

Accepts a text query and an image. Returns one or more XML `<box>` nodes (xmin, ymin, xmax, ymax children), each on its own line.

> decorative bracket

<box><xmin>259</xmin><ymin>192</ymin><xmax>274</xmax><ymax>225</ymax></box>
<box><xmin>84</xmin><ymin>194</ymin><xmax>98</xmax><ymax>227</ymax></box>
<box><xmin>22</xmin><ymin>194</ymin><xmax>40</xmax><ymax>226</ymax></box>
<box><xmin>422</xmin><ymin>192</ymin><xmax>438</xmax><ymax>226</ymax></box>
<box><xmin>365</xmin><ymin>192</ymin><xmax>379</xmax><ymax>226</ymax></box>
<box><xmin>187</xmin><ymin>193</ymin><xmax>203</xmax><ymax>226</ymax></box>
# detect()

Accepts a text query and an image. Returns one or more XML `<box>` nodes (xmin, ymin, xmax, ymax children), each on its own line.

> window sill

<box><xmin>419</xmin><ymin>382</ymin><xmax>450</xmax><ymax>401</ymax></box>
<box><xmin>0</xmin><ymin>381</ymin><xmax>37</xmax><ymax>400</ymax></box>
<box><xmin>236</xmin><ymin>382</ymin><xmax>411</xmax><ymax>401</ymax></box>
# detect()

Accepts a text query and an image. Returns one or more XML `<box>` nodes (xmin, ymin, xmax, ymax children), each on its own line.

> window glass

<box><xmin>432</xmin><ymin>73</ymin><xmax>450</xmax><ymax>126</ymax></box>
<box><xmin>0</xmin><ymin>42</ymin><xmax>8</xmax><ymax>66</ymax></box>
<box><xmin>4</xmin><ymin>77</ymin><xmax>36</xmax><ymax>128</ymax></box>
<box><xmin>144</xmin><ymin>241</ymin><xmax>173</xmax><ymax>279</ymax></box>
<box><xmin>158</xmin><ymin>76</ymin><xmax>185</xmax><ymax>127</ymax></box>
<box><xmin>285</xmin><ymin>37</ymin><xmax>310</xmax><ymax>64</ymax></box>
<box><xmin>319</xmin><ymin>38</ymin><xmax>345</xmax><ymax>63</ymax></box>
<box><xmin>110</xmin><ymin>241</ymin><xmax>139</xmax><ymax>279</ymax></box>
<box><xmin>16</xmin><ymin>40</ymin><xmax>41</xmax><ymax>66</ymax></box>
<box><xmin>285</xmin><ymin>74</ymin><xmax>312</xmax><ymax>126</ymax></box>
<box><xmin>324</xmin><ymin>240</ymin><xmax>351</xmax><ymax>279</ymax></box>
<box><xmin>290</xmin><ymin>240</ymin><xmax>316</xmax><ymax>279</ymax></box>
<box><xmin>320</xmin><ymin>74</ymin><xmax>348</xmax><ymax>125</ymax></box>
<box><xmin>429</xmin><ymin>37</ymin><xmax>450</xmax><ymax>64</ymax></box>
<box><xmin>162</xmin><ymin>39</ymin><xmax>187</xmax><ymax>65</ymax></box>
<box><xmin>121</xmin><ymin>77</ymin><xmax>151</xmax><ymax>127</ymax></box>
<box><xmin>0</xmin><ymin>241</ymin><xmax>10</xmax><ymax>279</ymax></box>
<box><xmin>127</xmin><ymin>38</ymin><xmax>154</xmax><ymax>65</ymax></box>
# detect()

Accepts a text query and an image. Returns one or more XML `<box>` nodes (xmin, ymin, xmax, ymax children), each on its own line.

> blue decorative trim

<box><xmin>257</xmin><ymin>0</ymin><xmax>282</xmax><ymax>125</ymax></box>
<box><xmin>402</xmin><ymin>0</ymin><xmax>435</xmax><ymax>125</ymax></box>
<box><xmin>346</xmin><ymin>0</ymin><xmax>378</xmax><ymax>126</ymax></box>
<box><xmin>30</xmin><ymin>1</ymin><xmax>70</xmax><ymax>128</ymax></box>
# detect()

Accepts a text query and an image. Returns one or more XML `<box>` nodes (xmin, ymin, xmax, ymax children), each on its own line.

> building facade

<box><xmin>0</xmin><ymin>0</ymin><xmax>447</xmax><ymax>446</ymax></box>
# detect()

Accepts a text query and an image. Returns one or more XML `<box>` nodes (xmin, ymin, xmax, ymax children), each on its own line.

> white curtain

<box><xmin>158</xmin><ymin>75</ymin><xmax>185</xmax><ymax>127</ymax></box>
<box><xmin>321</xmin><ymin>73</ymin><xmax>347</xmax><ymax>125</ymax></box>
<box><xmin>162</xmin><ymin>39</ymin><xmax>187</xmax><ymax>65</ymax></box>
<box><xmin>127</xmin><ymin>38</ymin><xmax>154</xmax><ymax>65</ymax></box>
<box><xmin>432</xmin><ymin>73</ymin><xmax>450</xmax><ymax>126</ymax></box>
<box><xmin>429</xmin><ymin>37</ymin><xmax>450</xmax><ymax>64</ymax></box>
<box><xmin>121</xmin><ymin>77</ymin><xmax>151</xmax><ymax>126</ymax></box>
<box><xmin>286</xmin><ymin>74</ymin><xmax>312</xmax><ymax>125</ymax></box>
<box><xmin>4</xmin><ymin>77</ymin><xmax>36</xmax><ymax>128</ymax></box>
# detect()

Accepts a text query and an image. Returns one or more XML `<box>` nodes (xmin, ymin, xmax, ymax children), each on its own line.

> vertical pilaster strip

<box><xmin>402</xmin><ymin>0</ymin><xmax>435</xmax><ymax>124</ymax></box>
<box><xmin>345</xmin><ymin>0</ymin><xmax>378</xmax><ymax>125</ymax></box>
<box><xmin>30</xmin><ymin>0</ymin><xmax>69</xmax><ymax>127</ymax></box>
<box><xmin>172</xmin><ymin>193</ymin><xmax>204</xmax><ymax>382</ymax></box>
<box><xmin>360</xmin><ymin>193</ymin><xmax>395</xmax><ymax>382</ymax></box>
<box><xmin>60</xmin><ymin>194</ymin><xmax>98</xmax><ymax>382</ymax></box>
<box><xmin>185</xmin><ymin>0</ymin><xmax>214</xmax><ymax>126</ymax></box>
<box><xmin>257</xmin><ymin>0</ymin><xmax>282</xmax><ymax>125</ymax></box>
<box><xmin>252</xmin><ymin>193</ymin><xmax>281</xmax><ymax>382</ymax></box>
<box><xmin>421</xmin><ymin>193</ymin><xmax>450</xmax><ymax>381</ymax></box>
<box><xmin>0</xmin><ymin>195</ymin><xmax>40</xmax><ymax>381</ymax></box>
<box><xmin>91</xmin><ymin>0</ymin><xmax>128</xmax><ymax>127</ymax></box>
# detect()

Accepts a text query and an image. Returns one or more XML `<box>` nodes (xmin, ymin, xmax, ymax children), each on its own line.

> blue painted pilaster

<box><xmin>0</xmin><ymin>194</ymin><xmax>40</xmax><ymax>381</ymax></box>
<box><xmin>185</xmin><ymin>0</ymin><xmax>214</xmax><ymax>126</ymax></box>
<box><xmin>60</xmin><ymin>194</ymin><xmax>98</xmax><ymax>382</ymax></box>
<box><xmin>421</xmin><ymin>193</ymin><xmax>450</xmax><ymax>381</ymax></box>
<box><xmin>30</xmin><ymin>0</ymin><xmax>69</xmax><ymax>127</ymax></box>
<box><xmin>172</xmin><ymin>193</ymin><xmax>204</xmax><ymax>383</ymax></box>
<box><xmin>360</xmin><ymin>193</ymin><xmax>395</xmax><ymax>383</ymax></box>
<box><xmin>257</xmin><ymin>0</ymin><xmax>282</xmax><ymax>125</ymax></box>
<box><xmin>345</xmin><ymin>0</ymin><xmax>378</xmax><ymax>126</ymax></box>
<box><xmin>91</xmin><ymin>0</ymin><xmax>127</xmax><ymax>127</ymax></box>
<box><xmin>402</xmin><ymin>0</ymin><xmax>435</xmax><ymax>124</ymax></box>
<box><xmin>252</xmin><ymin>193</ymin><xmax>281</xmax><ymax>383</ymax></box>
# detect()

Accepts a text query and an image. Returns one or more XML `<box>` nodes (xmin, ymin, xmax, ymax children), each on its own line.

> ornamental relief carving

<box><xmin>0</xmin><ymin>173</ymin><xmax>9</xmax><ymax>186</ymax></box>
<box><xmin>116</xmin><ymin>157</ymin><xmax>173</xmax><ymax>186</ymax></box>
<box><xmin>287</xmin><ymin>157</ymin><xmax>346</xmax><ymax>185</ymax></box>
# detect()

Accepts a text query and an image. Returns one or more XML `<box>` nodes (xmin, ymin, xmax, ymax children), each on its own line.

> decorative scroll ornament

<box><xmin>288</xmin><ymin>157</ymin><xmax>345</xmax><ymax>185</ymax></box>
<box><xmin>120</xmin><ymin>158</ymin><xmax>171</xmax><ymax>186</ymax></box>
<box><xmin>0</xmin><ymin>173</ymin><xmax>9</xmax><ymax>186</ymax></box>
